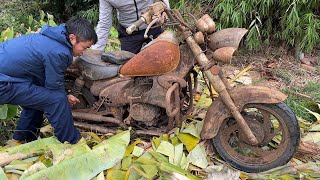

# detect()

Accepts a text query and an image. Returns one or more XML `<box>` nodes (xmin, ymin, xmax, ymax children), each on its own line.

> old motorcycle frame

<box><xmin>66</xmin><ymin>2</ymin><xmax>299</xmax><ymax>172</ymax></box>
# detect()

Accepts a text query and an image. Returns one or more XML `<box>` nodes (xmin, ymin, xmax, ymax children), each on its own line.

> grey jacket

<box><xmin>92</xmin><ymin>0</ymin><xmax>170</xmax><ymax>51</ymax></box>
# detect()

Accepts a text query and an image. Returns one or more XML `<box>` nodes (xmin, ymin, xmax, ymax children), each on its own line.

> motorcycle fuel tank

<box><xmin>120</xmin><ymin>31</ymin><xmax>180</xmax><ymax>76</ymax></box>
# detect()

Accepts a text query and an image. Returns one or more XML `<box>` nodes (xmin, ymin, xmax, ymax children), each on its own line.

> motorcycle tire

<box><xmin>213</xmin><ymin>102</ymin><xmax>300</xmax><ymax>173</ymax></box>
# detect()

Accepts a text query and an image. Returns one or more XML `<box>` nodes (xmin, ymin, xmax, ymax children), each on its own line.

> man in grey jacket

<box><xmin>92</xmin><ymin>0</ymin><xmax>170</xmax><ymax>54</ymax></box>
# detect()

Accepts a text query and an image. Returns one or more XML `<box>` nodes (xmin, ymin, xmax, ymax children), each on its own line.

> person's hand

<box><xmin>67</xmin><ymin>94</ymin><xmax>80</xmax><ymax>106</ymax></box>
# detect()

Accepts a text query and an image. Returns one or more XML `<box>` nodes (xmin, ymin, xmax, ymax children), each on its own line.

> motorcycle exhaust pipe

<box><xmin>72</xmin><ymin>111</ymin><xmax>127</xmax><ymax>128</ymax></box>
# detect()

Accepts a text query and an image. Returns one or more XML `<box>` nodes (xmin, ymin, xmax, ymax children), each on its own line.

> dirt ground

<box><xmin>223</xmin><ymin>48</ymin><xmax>320</xmax><ymax>91</ymax></box>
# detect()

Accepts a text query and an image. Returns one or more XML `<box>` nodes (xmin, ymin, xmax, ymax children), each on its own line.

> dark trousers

<box><xmin>0</xmin><ymin>81</ymin><xmax>80</xmax><ymax>143</ymax></box>
<box><xmin>118</xmin><ymin>25</ymin><xmax>163</xmax><ymax>54</ymax></box>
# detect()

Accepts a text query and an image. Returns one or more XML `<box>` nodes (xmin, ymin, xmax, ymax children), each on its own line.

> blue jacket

<box><xmin>0</xmin><ymin>24</ymin><xmax>73</xmax><ymax>91</ymax></box>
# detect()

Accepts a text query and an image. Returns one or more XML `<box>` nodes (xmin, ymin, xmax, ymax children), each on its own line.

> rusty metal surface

<box><xmin>75</xmin><ymin>121</ymin><xmax>165</xmax><ymax>136</ymax></box>
<box><xmin>99</xmin><ymin>80</ymin><xmax>134</xmax><ymax>107</ymax></box>
<box><xmin>185</xmin><ymin>70</ymin><xmax>198</xmax><ymax>115</ymax></box>
<box><xmin>90</xmin><ymin>77</ymin><xmax>132</xmax><ymax>96</ymax></box>
<box><xmin>201</xmin><ymin>86</ymin><xmax>287</xmax><ymax>139</ymax></box>
<box><xmin>157</xmin><ymin>75</ymin><xmax>187</xmax><ymax>89</ymax></box>
<box><xmin>135</xmin><ymin>130</ymin><xmax>165</xmax><ymax>136</ymax></box>
<box><xmin>71</xmin><ymin>45</ymin><xmax>195</xmax><ymax>130</ymax></box>
<box><xmin>120</xmin><ymin>41</ymin><xmax>180</xmax><ymax>76</ymax></box>
<box><xmin>216</xmin><ymin>104</ymin><xmax>289</xmax><ymax>165</ymax></box>
<box><xmin>74</xmin><ymin>121</ymin><xmax>117</xmax><ymax>134</ymax></box>
<box><xmin>168</xmin><ymin>44</ymin><xmax>195</xmax><ymax>78</ymax></box>
<box><xmin>208</xmin><ymin>28</ymin><xmax>248</xmax><ymax>51</ymax></box>
<box><xmin>130</xmin><ymin>103</ymin><xmax>161</xmax><ymax>126</ymax></box>
<box><xmin>143</xmin><ymin>31</ymin><xmax>179</xmax><ymax>50</ymax></box>
<box><xmin>210</xmin><ymin>65</ymin><xmax>221</xmax><ymax>75</ymax></box>
<box><xmin>194</xmin><ymin>32</ymin><xmax>205</xmax><ymax>44</ymax></box>
<box><xmin>165</xmin><ymin>83</ymin><xmax>180</xmax><ymax>117</ymax></box>
<box><xmin>72</xmin><ymin>111</ymin><xmax>127</xmax><ymax>128</ymax></box>
<box><xmin>210</xmin><ymin>47</ymin><xmax>237</xmax><ymax>63</ymax></box>
<box><xmin>165</xmin><ymin>83</ymin><xmax>181</xmax><ymax>129</ymax></box>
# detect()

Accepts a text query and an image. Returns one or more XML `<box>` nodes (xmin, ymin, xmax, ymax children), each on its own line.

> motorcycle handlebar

<box><xmin>126</xmin><ymin>18</ymin><xmax>145</xmax><ymax>34</ymax></box>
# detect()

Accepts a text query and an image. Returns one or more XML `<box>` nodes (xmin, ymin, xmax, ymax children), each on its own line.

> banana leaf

<box><xmin>20</xmin><ymin>162</ymin><xmax>47</xmax><ymax>179</ymax></box>
<box><xmin>93</xmin><ymin>172</ymin><xmax>105</xmax><ymax>180</ymax></box>
<box><xmin>187</xmin><ymin>144</ymin><xmax>208</xmax><ymax>169</ymax></box>
<box><xmin>1</xmin><ymin>137</ymin><xmax>60</xmax><ymax>155</ymax></box>
<box><xmin>125</xmin><ymin>139</ymin><xmax>142</xmax><ymax>156</ymax></box>
<box><xmin>177</xmin><ymin>133</ymin><xmax>200</xmax><ymax>152</ymax></box>
<box><xmin>21</xmin><ymin>131</ymin><xmax>130</xmax><ymax>180</ymax></box>
<box><xmin>106</xmin><ymin>169</ymin><xmax>126</xmax><ymax>180</ymax></box>
<box><xmin>0</xmin><ymin>167</ymin><xmax>8</xmax><ymax>180</ymax></box>
<box><xmin>156</xmin><ymin>141</ymin><xmax>174</xmax><ymax>158</ymax></box>
<box><xmin>48</xmin><ymin>139</ymin><xmax>90</xmax><ymax>165</ymax></box>
<box><xmin>159</xmin><ymin>162</ymin><xmax>201</xmax><ymax>180</ymax></box>
<box><xmin>4</xmin><ymin>160</ymin><xmax>33</xmax><ymax>171</ymax></box>
<box><xmin>122</xmin><ymin>155</ymin><xmax>133</xmax><ymax>171</ymax></box>
<box><xmin>132</xmin><ymin>146</ymin><xmax>144</xmax><ymax>157</ymax></box>
<box><xmin>173</xmin><ymin>144</ymin><xmax>183</xmax><ymax>166</ymax></box>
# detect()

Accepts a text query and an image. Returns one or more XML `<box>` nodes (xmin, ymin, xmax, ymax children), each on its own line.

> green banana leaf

<box><xmin>1</xmin><ymin>137</ymin><xmax>60</xmax><ymax>155</ymax></box>
<box><xmin>0</xmin><ymin>167</ymin><xmax>8</xmax><ymax>180</ymax></box>
<box><xmin>21</xmin><ymin>131</ymin><xmax>130</xmax><ymax>180</ymax></box>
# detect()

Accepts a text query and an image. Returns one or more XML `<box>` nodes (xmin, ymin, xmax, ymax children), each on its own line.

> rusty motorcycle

<box><xmin>65</xmin><ymin>2</ymin><xmax>300</xmax><ymax>173</ymax></box>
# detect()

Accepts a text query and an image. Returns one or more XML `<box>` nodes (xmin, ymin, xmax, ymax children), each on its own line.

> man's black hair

<box><xmin>65</xmin><ymin>16</ymin><xmax>98</xmax><ymax>44</ymax></box>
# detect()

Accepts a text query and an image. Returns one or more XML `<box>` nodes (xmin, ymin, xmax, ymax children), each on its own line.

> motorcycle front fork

<box><xmin>185</xmin><ymin>34</ymin><xmax>259</xmax><ymax>145</ymax></box>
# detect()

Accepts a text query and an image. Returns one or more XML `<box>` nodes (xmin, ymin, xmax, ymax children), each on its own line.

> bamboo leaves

<box><xmin>211</xmin><ymin>0</ymin><xmax>320</xmax><ymax>52</ymax></box>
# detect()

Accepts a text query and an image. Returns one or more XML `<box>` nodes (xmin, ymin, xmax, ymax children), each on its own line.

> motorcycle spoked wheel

<box><xmin>213</xmin><ymin>102</ymin><xmax>300</xmax><ymax>173</ymax></box>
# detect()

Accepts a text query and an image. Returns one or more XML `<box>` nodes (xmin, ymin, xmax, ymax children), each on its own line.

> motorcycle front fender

<box><xmin>200</xmin><ymin>86</ymin><xmax>287</xmax><ymax>140</ymax></box>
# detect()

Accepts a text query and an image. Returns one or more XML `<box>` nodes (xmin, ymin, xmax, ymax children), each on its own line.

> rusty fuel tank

<box><xmin>120</xmin><ymin>31</ymin><xmax>180</xmax><ymax>76</ymax></box>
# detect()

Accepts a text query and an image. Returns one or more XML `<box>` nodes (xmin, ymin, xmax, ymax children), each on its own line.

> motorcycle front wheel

<box><xmin>213</xmin><ymin>102</ymin><xmax>300</xmax><ymax>173</ymax></box>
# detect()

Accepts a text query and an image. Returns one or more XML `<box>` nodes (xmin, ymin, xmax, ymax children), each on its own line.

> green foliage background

<box><xmin>2</xmin><ymin>0</ymin><xmax>319</xmax><ymax>52</ymax></box>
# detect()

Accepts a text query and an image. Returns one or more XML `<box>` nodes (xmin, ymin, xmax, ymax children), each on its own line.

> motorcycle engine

<box><xmin>130</xmin><ymin>103</ymin><xmax>161</xmax><ymax>126</ymax></box>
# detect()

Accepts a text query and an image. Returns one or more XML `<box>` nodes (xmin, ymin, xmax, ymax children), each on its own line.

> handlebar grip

<box><xmin>126</xmin><ymin>18</ymin><xmax>145</xmax><ymax>34</ymax></box>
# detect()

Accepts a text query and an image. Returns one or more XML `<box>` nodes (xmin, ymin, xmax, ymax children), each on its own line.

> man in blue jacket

<box><xmin>0</xmin><ymin>17</ymin><xmax>97</xmax><ymax>144</ymax></box>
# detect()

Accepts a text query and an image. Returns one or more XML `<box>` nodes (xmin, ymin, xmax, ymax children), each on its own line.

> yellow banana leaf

<box><xmin>177</xmin><ymin>133</ymin><xmax>200</xmax><ymax>152</ymax></box>
<box><xmin>229</xmin><ymin>65</ymin><xmax>253</xmax><ymax>83</ymax></box>
<box><xmin>106</xmin><ymin>169</ymin><xmax>126</xmax><ymax>180</ymax></box>
<box><xmin>151</xmin><ymin>137</ymin><xmax>161</xmax><ymax>150</ymax></box>
<box><xmin>125</xmin><ymin>139</ymin><xmax>142</xmax><ymax>157</ymax></box>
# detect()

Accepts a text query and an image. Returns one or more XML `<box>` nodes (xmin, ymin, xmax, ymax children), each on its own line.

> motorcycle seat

<box><xmin>77</xmin><ymin>50</ymin><xmax>120</xmax><ymax>80</ymax></box>
<box><xmin>101</xmin><ymin>51</ymin><xmax>135</xmax><ymax>65</ymax></box>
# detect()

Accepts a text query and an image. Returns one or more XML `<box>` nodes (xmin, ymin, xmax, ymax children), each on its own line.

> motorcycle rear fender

<box><xmin>200</xmin><ymin>86</ymin><xmax>287</xmax><ymax>140</ymax></box>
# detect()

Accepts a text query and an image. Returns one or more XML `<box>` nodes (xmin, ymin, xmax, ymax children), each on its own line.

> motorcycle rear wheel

<box><xmin>213</xmin><ymin>102</ymin><xmax>300</xmax><ymax>173</ymax></box>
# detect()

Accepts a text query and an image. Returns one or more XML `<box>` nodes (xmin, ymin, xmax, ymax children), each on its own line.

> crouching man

<box><xmin>0</xmin><ymin>17</ymin><xmax>97</xmax><ymax>144</ymax></box>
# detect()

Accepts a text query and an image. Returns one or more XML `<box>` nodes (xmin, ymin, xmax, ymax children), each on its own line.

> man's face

<box><xmin>69</xmin><ymin>34</ymin><xmax>94</xmax><ymax>57</ymax></box>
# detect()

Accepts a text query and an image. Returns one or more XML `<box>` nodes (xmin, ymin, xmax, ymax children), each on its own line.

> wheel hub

<box><xmin>239</xmin><ymin>116</ymin><xmax>265</xmax><ymax>145</ymax></box>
